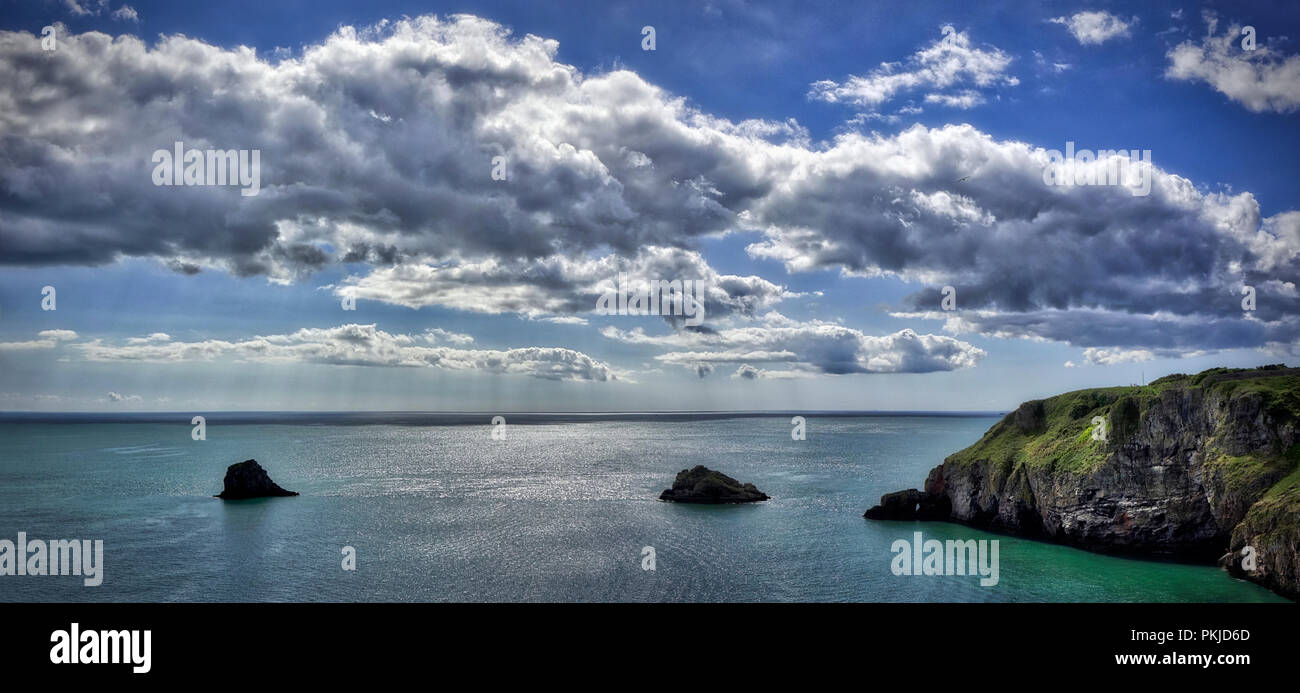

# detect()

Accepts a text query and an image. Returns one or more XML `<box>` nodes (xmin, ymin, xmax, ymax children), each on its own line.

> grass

<box><xmin>1233</xmin><ymin>464</ymin><xmax>1300</xmax><ymax>553</ymax></box>
<box><xmin>948</xmin><ymin>365</ymin><xmax>1300</xmax><ymax>478</ymax></box>
<box><xmin>1204</xmin><ymin>443</ymin><xmax>1300</xmax><ymax>499</ymax></box>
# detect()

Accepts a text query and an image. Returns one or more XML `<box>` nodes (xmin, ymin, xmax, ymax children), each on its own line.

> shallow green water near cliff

<box><xmin>0</xmin><ymin>415</ymin><xmax>1286</xmax><ymax>602</ymax></box>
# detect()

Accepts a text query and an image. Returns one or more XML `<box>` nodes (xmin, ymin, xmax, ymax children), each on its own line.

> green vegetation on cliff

<box><xmin>1249</xmin><ymin>464</ymin><xmax>1300</xmax><ymax>540</ymax></box>
<box><xmin>918</xmin><ymin>364</ymin><xmax>1300</xmax><ymax>599</ymax></box>
<box><xmin>948</xmin><ymin>365</ymin><xmax>1300</xmax><ymax>479</ymax></box>
<box><xmin>947</xmin><ymin>385</ymin><xmax>1127</xmax><ymax>474</ymax></box>
<box><xmin>1204</xmin><ymin>443</ymin><xmax>1300</xmax><ymax>501</ymax></box>
<box><xmin>1230</xmin><ymin>463</ymin><xmax>1300</xmax><ymax>599</ymax></box>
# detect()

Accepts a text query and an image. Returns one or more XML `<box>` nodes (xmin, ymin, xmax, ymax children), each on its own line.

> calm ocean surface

<box><xmin>0</xmin><ymin>414</ymin><xmax>1285</xmax><ymax>602</ymax></box>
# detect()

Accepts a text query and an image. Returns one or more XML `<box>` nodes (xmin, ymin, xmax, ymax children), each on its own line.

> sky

<box><xmin>0</xmin><ymin>0</ymin><xmax>1298</xmax><ymax>412</ymax></box>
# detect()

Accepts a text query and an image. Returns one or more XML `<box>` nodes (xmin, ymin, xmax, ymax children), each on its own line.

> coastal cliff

<box><xmin>866</xmin><ymin>365</ymin><xmax>1300</xmax><ymax>599</ymax></box>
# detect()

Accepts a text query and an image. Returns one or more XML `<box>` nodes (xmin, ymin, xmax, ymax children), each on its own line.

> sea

<box><xmin>0</xmin><ymin>412</ymin><xmax>1285</xmax><ymax>602</ymax></box>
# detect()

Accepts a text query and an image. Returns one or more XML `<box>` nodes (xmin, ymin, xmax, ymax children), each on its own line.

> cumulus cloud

<box><xmin>602</xmin><ymin>313</ymin><xmax>985</xmax><ymax>376</ymax></box>
<box><xmin>105</xmin><ymin>391</ymin><xmax>142</xmax><ymax>402</ymax></box>
<box><xmin>1081</xmin><ymin>347</ymin><xmax>1156</xmax><ymax>366</ymax></box>
<box><xmin>125</xmin><ymin>332</ymin><xmax>171</xmax><ymax>345</ymax></box>
<box><xmin>1050</xmin><ymin>11</ymin><xmax>1134</xmax><ymax>45</ymax></box>
<box><xmin>0</xmin><ymin>16</ymin><xmax>776</xmax><ymax>283</ymax></box>
<box><xmin>64</xmin><ymin>0</ymin><xmax>108</xmax><ymax>16</ymax></box>
<box><xmin>731</xmin><ymin>363</ymin><xmax>808</xmax><ymax>380</ymax></box>
<box><xmin>750</xmin><ymin>123</ymin><xmax>1300</xmax><ymax>357</ymax></box>
<box><xmin>1079</xmin><ymin>346</ymin><xmax>1212</xmax><ymax>366</ymax></box>
<box><xmin>0</xmin><ymin>339</ymin><xmax>58</xmax><ymax>351</ymax></box>
<box><xmin>336</xmin><ymin>246</ymin><xmax>798</xmax><ymax>321</ymax></box>
<box><xmin>809</xmin><ymin>26</ymin><xmax>1016</xmax><ymax>111</ymax></box>
<box><xmin>1166</xmin><ymin>14</ymin><xmax>1300</xmax><ymax>113</ymax></box>
<box><xmin>111</xmin><ymin>5</ymin><xmax>139</xmax><ymax>22</ymax></box>
<box><xmin>0</xmin><ymin>15</ymin><xmax>1297</xmax><ymax>364</ymax></box>
<box><xmin>74</xmin><ymin>324</ymin><xmax>620</xmax><ymax>381</ymax></box>
<box><xmin>0</xmin><ymin>330</ymin><xmax>79</xmax><ymax>350</ymax></box>
<box><xmin>423</xmin><ymin>327</ymin><xmax>474</xmax><ymax>345</ymax></box>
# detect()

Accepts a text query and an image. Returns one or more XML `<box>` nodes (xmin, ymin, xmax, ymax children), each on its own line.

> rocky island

<box><xmin>865</xmin><ymin>365</ymin><xmax>1300</xmax><ymax>600</ymax></box>
<box><xmin>660</xmin><ymin>465</ymin><xmax>770</xmax><ymax>503</ymax></box>
<box><xmin>216</xmin><ymin>459</ymin><xmax>299</xmax><ymax>499</ymax></box>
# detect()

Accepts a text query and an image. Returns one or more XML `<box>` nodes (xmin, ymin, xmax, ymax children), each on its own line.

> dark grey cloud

<box><xmin>0</xmin><ymin>14</ymin><xmax>1296</xmax><ymax>360</ymax></box>
<box><xmin>0</xmin><ymin>18</ymin><xmax>759</xmax><ymax>276</ymax></box>
<box><xmin>746</xmin><ymin>125</ymin><xmax>1300</xmax><ymax>354</ymax></box>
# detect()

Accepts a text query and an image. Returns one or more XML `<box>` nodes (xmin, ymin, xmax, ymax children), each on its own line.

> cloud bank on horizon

<box><xmin>0</xmin><ymin>4</ymin><xmax>1298</xmax><ymax>404</ymax></box>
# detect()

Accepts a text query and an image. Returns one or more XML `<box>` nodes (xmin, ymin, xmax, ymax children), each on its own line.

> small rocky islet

<box><xmin>215</xmin><ymin>459</ymin><xmax>299</xmax><ymax>500</ymax></box>
<box><xmin>659</xmin><ymin>465</ymin><xmax>769</xmax><ymax>503</ymax></box>
<box><xmin>864</xmin><ymin>365</ymin><xmax>1300</xmax><ymax>601</ymax></box>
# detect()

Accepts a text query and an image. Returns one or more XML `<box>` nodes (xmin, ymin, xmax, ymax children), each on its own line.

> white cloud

<box><xmin>126</xmin><ymin>332</ymin><xmax>171</xmax><ymax>345</ymax></box>
<box><xmin>1032</xmin><ymin>50</ymin><xmax>1071</xmax><ymax>75</ymax></box>
<box><xmin>602</xmin><ymin>316</ymin><xmax>984</xmax><ymax>376</ymax></box>
<box><xmin>746</xmin><ymin>123</ymin><xmax>1300</xmax><ymax>355</ymax></box>
<box><xmin>75</xmin><ymin>324</ymin><xmax>621</xmax><ymax>382</ymax></box>
<box><xmin>64</xmin><ymin>0</ymin><xmax>106</xmax><ymax>16</ymax></box>
<box><xmin>0</xmin><ymin>339</ymin><xmax>58</xmax><ymax>351</ymax></box>
<box><xmin>809</xmin><ymin>26</ymin><xmax>1016</xmax><ymax>110</ymax></box>
<box><xmin>111</xmin><ymin>5</ymin><xmax>139</xmax><ymax>23</ymax></box>
<box><xmin>1166</xmin><ymin>15</ymin><xmax>1300</xmax><ymax>113</ymax></box>
<box><xmin>0</xmin><ymin>330</ymin><xmax>79</xmax><ymax>350</ymax></box>
<box><xmin>337</xmin><ymin>246</ymin><xmax>797</xmax><ymax>321</ymax></box>
<box><xmin>423</xmin><ymin>327</ymin><xmax>474</xmax><ymax>345</ymax></box>
<box><xmin>0</xmin><ymin>15</ymin><xmax>782</xmax><ymax>283</ymax></box>
<box><xmin>1050</xmin><ymin>11</ymin><xmax>1134</xmax><ymax>45</ymax></box>
<box><xmin>731</xmin><ymin>363</ymin><xmax>810</xmax><ymax>380</ymax></box>
<box><xmin>1082</xmin><ymin>347</ymin><xmax>1156</xmax><ymax>365</ymax></box>
<box><xmin>923</xmin><ymin>90</ymin><xmax>984</xmax><ymax>109</ymax></box>
<box><xmin>0</xmin><ymin>15</ymin><xmax>1297</xmax><ymax>360</ymax></box>
<box><xmin>537</xmin><ymin>316</ymin><xmax>589</xmax><ymax>326</ymax></box>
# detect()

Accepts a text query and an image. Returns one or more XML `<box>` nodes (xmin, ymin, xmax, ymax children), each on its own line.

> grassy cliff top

<box><xmin>946</xmin><ymin>364</ymin><xmax>1300</xmax><ymax>475</ymax></box>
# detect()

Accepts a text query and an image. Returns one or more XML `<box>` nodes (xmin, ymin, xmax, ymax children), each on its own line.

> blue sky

<box><xmin>1</xmin><ymin>0</ymin><xmax>1298</xmax><ymax>411</ymax></box>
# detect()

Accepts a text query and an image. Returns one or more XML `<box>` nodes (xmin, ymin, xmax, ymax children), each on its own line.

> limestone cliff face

<box><xmin>868</xmin><ymin>366</ymin><xmax>1300</xmax><ymax>599</ymax></box>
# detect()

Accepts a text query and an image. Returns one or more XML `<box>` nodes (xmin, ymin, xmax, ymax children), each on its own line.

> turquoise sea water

<box><xmin>0</xmin><ymin>414</ymin><xmax>1286</xmax><ymax>602</ymax></box>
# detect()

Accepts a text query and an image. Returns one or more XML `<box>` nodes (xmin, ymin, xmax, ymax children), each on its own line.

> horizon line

<box><xmin>0</xmin><ymin>409</ymin><xmax>1008</xmax><ymax>423</ymax></box>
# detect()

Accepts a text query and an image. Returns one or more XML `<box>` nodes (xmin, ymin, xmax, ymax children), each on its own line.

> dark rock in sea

<box><xmin>864</xmin><ymin>365</ymin><xmax>1300</xmax><ymax>600</ymax></box>
<box><xmin>659</xmin><ymin>465</ymin><xmax>769</xmax><ymax>503</ymax></box>
<box><xmin>863</xmin><ymin>488</ymin><xmax>950</xmax><ymax>520</ymax></box>
<box><xmin>216</xmin><ymin>459</ymin><xmax>299</xmax><ymax>499</ymax></box>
